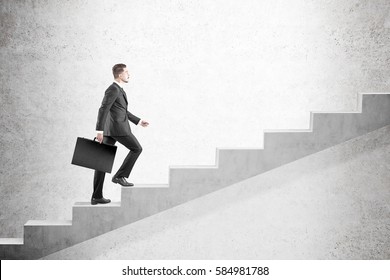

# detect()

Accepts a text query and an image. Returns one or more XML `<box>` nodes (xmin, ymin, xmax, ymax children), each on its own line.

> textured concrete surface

<box><xmin>1</xmin><ymin>0</ymin><xmax>390</xmax><ymax>238</ymax></box>
<box><xmin>1</xmin><ymin>118</ymin><xmax>388</xmax><ymax>259</ymax></box>
<box><xmin>1</xmin><ymin>94</ymin><xmax>388</xmax><ymax>259</ymax></box>
<box><xmin>43</xmin><ymin>125</ymin><xmax>390</xmax><ymax>259</ymax></box>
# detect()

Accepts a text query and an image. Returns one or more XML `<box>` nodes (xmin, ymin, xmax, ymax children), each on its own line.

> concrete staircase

<box><xmin>42</xmin><ymin>124</ymin><xmax>390</xmax><ymax>259</ymax></box>
<box><xmin>1</xmin><ymin>93</ymin><xmax>389</xmax><ymax>259</ymax></box>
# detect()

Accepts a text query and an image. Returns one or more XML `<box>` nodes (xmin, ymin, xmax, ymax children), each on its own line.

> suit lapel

<box><xmin>113</xmin><ymin>83</ymin><xmax>128</xmax><ymax>105</ymax></box>
<box><xmin>121</xmin><ymin>88</ymin><xmax>128</xmax><ymax>104</ymax></box>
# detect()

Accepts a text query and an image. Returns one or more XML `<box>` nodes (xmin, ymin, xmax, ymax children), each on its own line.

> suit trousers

<box><xmin>92</xmin><ymin>133</ymin><xmax>142</xmax><ymax>199</ymax></box>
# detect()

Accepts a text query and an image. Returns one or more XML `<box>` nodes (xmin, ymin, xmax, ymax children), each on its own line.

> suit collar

<box><xmin>113</xmin><ymin>81</ymin><xmax>123</xmax><ymax>88</ymax></box>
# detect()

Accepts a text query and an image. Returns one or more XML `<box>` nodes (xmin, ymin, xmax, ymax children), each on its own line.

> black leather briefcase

<box><xmin>71</xmin><ymin>137</ymin><xmax>117</xmax><ymax>173</ymax></box>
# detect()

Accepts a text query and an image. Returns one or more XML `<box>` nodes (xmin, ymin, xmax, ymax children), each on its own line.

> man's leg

<box><xmin>112</xmin><ymin>132</ymin><xmax>142</xmax><ymax>179</ymax></box>
<box><xmin>92</xmin><ymin>136</ymin><xmax>116</xmax><ymax>198</ymax></box>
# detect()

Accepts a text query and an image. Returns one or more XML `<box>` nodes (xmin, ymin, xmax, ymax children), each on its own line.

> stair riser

<box><xmin>72</xmin><ymin>207</ymin><xmax>122</xmax><ymax>226</ymax></box>
<box><xmin>0</xmin><ymin>245</ymin><xmax>24</xmax><ymax>260</ymax></box>
<box><xmin>121</xmin><ymin>188</ymin><xmax>173</xmax><ymax>220</ymax></box>
<box><xmin>23</xmin><ymin>225</ymin><xmax>74</xmax><ymax>259</ymax></box>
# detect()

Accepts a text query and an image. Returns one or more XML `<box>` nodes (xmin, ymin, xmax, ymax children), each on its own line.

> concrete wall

<box><xmin>43</xmin><ymin>125</ymin><xmax>390</xmax><ymax>259</ymax></box>
<box><xmin>1</xmin><ymin>0</ymin><xmax>390</xmax><ymax>237</ymax></box>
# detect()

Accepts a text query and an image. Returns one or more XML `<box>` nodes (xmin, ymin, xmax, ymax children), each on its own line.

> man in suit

<box><xmin>92</xmin><ymin>63</ymin><xmax>149</xmax><ymax>205</ymax></box>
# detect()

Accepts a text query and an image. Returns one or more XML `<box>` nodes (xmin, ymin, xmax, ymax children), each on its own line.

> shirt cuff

<box><xmin>96</xmin><ymin>131</ymin><xmax>103</xmax><ymax>134</ymax></box>
<box><xmin>137</xmin><ymin>119</ymin><xmax>142</xmax><ymax>125</ymax></box>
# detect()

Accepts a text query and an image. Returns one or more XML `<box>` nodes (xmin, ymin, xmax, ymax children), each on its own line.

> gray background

<box><xmin>1</xmin><ymin>0</ymin><xmax>390</xmax><ymax>238</ymax></box>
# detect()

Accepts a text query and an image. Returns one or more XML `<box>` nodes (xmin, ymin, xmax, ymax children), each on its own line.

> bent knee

<box><xmin>133</xmin><ymin>146</ymin><xmax>143</xmax><ymax>154</ymax></box>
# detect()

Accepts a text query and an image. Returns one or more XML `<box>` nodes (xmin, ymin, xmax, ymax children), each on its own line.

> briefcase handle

<box><xmin>91</xmin><ymin>137</ymin><xmax>117</xmax><ymax>147</ymax></box>
<box><xmin>92</xmin><ymin>137</ymin><xmax>116</xmax><ymax>147</ymax></box>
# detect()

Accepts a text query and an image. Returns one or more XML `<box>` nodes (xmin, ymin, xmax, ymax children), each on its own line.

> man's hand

<box><xmin>140</xmin><ymin>120</ymin><xmax>149</xmax><ymax>127</ymax></box>
<box><xmin>96</xmin><ymin>133</ymin><xmax>104</xmax><ymax>143</ymax></box>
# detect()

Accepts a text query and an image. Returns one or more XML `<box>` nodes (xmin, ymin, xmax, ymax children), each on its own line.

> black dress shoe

<box><xmin>112</xmin><ymin>177</ymin><xmax>134</xmax><ymax>187</ymax></box>
<box><xmin>91</xmin><ymin>197</ymin><xmax>111</xmax><ymax>205</ymax></box>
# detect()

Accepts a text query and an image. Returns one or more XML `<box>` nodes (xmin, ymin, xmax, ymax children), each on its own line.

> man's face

<box><xmin>119</xmin><ymin>68</ymin><xmax>130</xmax><ymax>83</ymax></box>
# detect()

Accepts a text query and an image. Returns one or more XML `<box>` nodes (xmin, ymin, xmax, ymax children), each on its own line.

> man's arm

<box><xmin>126</xmin><ymin>111</ymin><xmax>149</xmax><ymax>128</ymax></box>
<box><xmin>96</xmin><ymin>87</ymin><xmax>119</xmax><ymax>131</ymax></box>
<box><xmin>127</xmin><ymin>111</ymin><xmax>141</xmax><ymax>125</ymax></box>
<box><xmin>95</xmin><ymin>87</ymin><xmax>119</xmax><ymax>143</ymax></box>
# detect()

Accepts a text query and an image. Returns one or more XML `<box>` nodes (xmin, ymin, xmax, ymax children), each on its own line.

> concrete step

<box><xmin>24</xmin><ymin>220</ymin><xmax>73</xmax><ymax>226</ymax></box>
<box><xmin>5</xmin><ymin>220</ymin><xmax>74</xmax><ymax>260</ymax></box>
<box><xmin>131</xmin><ymin>184</ymin><xmax>170</xmax><ymax>188</ymax></box>
<box><xmin>72</xmin><ymin>202</ymin><xmax>123</xmax><ymax>236</ymax></box>
<box><xmin>121</xmin><ymin>186</ymin><xmax>173</xmax><ymax>222</ymax></box>
<box><xmin>169</xmin><ymin>166</ymin><xmax>218</xmax><ymax>188</ymax></box>
<box><xmin>23</xmin><ymin>220</ymin><xmax>73</xmax><ymax>250</ymax></box>
<box><xmin>0</xmin><ymin>238</ymin><xmax>23</xmax><ymax>245</ymax></box>
<box><xmin>0</xmin><ymin>239</ymin><xmax>24</xmax><ymax>259</ymax></box>
<box><xmin>72</xmin><ymin>202</ymin><xmax>122</xmax><ymax>222</ymax></box>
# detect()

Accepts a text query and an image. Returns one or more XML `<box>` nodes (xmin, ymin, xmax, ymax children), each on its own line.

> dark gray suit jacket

<box><xmin>96</xmin><ymin>83</ymin><xmax>141</xmax><ymax>136</ymax></box>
